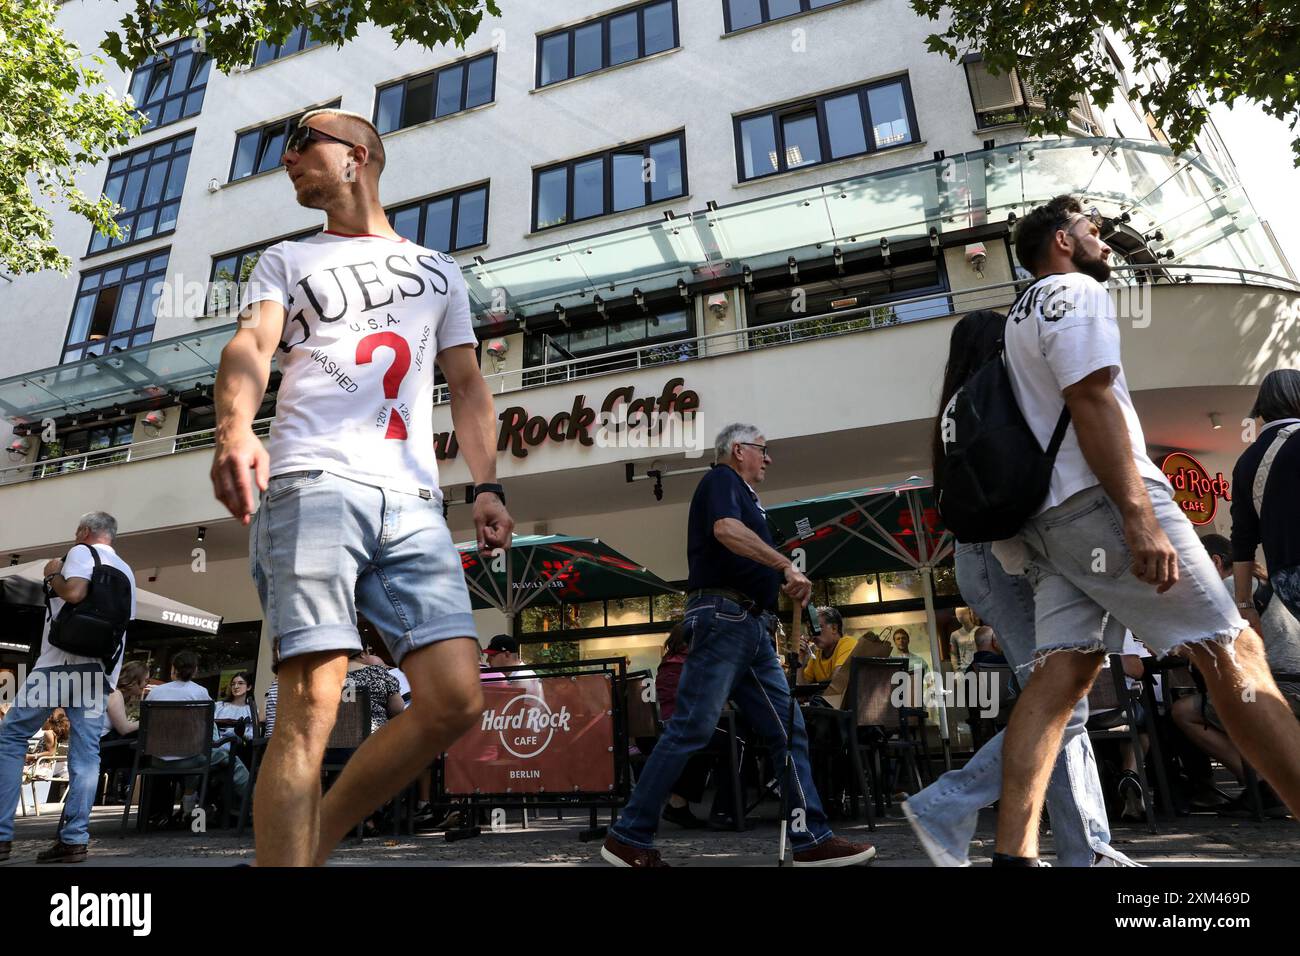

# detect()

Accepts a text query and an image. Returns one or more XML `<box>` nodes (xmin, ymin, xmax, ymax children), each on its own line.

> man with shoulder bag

<box><xmin>0</xmin><ymin>511</ymin><xmax>136</xmax><ymax>864</ymax></box>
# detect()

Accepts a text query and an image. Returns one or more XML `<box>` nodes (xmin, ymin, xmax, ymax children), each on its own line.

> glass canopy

<box><xmin>3</xmin><ymin>138</ymin><xmax>1286</xmax><ymax>423</ymax></box>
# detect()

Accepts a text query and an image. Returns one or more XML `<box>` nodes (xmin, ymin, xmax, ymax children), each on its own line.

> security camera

<box><xmin>965</xmin><ymin>242</ymin><xmax>987</xmax><ymax>277</ymax></box>
<box><xmin>207</xmin><ymin>178</ymin><xmax>221</xmax><ymax>193</ymax></box>
<box><xmin>706</xmin><ymin>293</ymin><xmax>729</xmax><ymax>320</ymax></box>
<box><xmin>486</xmin><ymin>338</ymin><xmax>509</xmax><ymax>360</ymax></box>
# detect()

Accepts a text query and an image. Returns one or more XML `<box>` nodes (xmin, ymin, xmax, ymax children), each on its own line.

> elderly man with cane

<box><xmin>601</xmin><ymin>423</ymin><xmax>875</xmax><ymax>867</ymax></box>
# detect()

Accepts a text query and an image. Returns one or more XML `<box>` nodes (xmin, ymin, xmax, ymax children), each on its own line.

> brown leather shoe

<box><xmin>793</xmin><ymin>836</ymin><xmax>876</xmax><ymax>867</ymax></box>
<box><xmin>0</xmin><ymin>840</ymin><xmax>10</xmax><ymax>862</ymax></box>
<box><xmin>600</xmin><ymin>834</ymin><xmax>669</xmax><ymax>867</ymax></box>
<box><xmin>36</xmin><ymin>841</ymin><xmax>87</xmax><ymax>864</ymax></box>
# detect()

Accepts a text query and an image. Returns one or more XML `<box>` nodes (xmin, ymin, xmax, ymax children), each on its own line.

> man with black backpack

<box><xmin>0</xmin><ymin>511</ymin><xmax>136</xmax><ymax>864</ymax></box>
<box><xmin>980</xmin><ymin>195</ymin><xmax>1300</xmax><ymax>864</ymax></box>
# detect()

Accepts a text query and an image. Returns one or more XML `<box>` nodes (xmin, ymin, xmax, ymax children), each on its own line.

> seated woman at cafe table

<box><xmin>214</xmin><ymin>671</ymin><xmax>257</xmax><ymax>751</ymax></box>
<box><xmin>797</xmin><ymin>606</ymin><xmax>857</xmax><ymax>684</ymax></box>
<box><xmin>821</xmin><ymin>630</ymin><xmax>892</xmax><ymax>709</ymax></box>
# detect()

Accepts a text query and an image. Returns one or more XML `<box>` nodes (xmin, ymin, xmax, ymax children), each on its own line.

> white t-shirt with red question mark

<box><xmin>241</xmin><ymin>231</ymin><xmax>477</xmax><ymax>498</ymax></box>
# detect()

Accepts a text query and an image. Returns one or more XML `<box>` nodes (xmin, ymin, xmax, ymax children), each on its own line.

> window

<box><xmin>734</xmin><ymin>76</ymin><xmax>916</xmax><ymax>181</ymax></box>
<box><xmin>252</xmin><ymin>15</ymin><xmax>325</xmax><ymax>67</ymax></box>
<box><xmin>523</xmin><ymin>306</ymin><xmax>694</xmax><ymax>384</ymax></box>
<box><xmin>746</xmin><ymin>248</ymin><xmax>949</xmax><ymax>343</ymax></box>
<box><xmin>89</xmin><ymin>134</ymin><xmax>192</xmax><ymax>255</ymax></box>
<box><xmin>723</xmin><ymin>0</ymin><xmax>849</xmax><ymax>32</ymax></box>
<box><xmin>386</xmin><ymin>183</ymin><xmax>489</xmax><ymax>252</ymax></box>
<box><xmin>962</xmin><ymin>53</ymin><xmax>1099</xmax><ymax>133</ymax></box>
<box><xmin>36</xmin><ymin>422</ymin><xmax>134</xmax><ymax>476</ymax></box>
<box><xmin>126</xmin><ymin>38</ymin><xmax>211</xmax><ymax>129</ymax></box>
<box><xmin>533</xmin><ymin>133</ymin><xmax>687</xmax><ymax>231</ymax></box>
<box><xmin>374</xmin><ymin>52</ymin><xmax>497</xmax><ymax>134</ymax></box>
<box><xmin>64</xmin><ymin>252</ymin><xmax>169</xmax><ymax>364</ymax></box>
<box><xmin>230</xmin><ymin>100</ymin><xmax>341</xmax><ymax>182</ymax></box>
<box><xmin>208</xmin><ymin>230</ymin><xmax>317</xmax><ymax>316</ymax></box>
<box><xmin>536</xmin><ymin>1</ymin><xmax>678</xmax><ymax>88</ymax></box>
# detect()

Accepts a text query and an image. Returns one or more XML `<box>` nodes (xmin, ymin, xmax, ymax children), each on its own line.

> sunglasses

<box><xmin>284</xmin><ymin>125</ymin><xmax>358</xmax><ymax>158</ymax></box>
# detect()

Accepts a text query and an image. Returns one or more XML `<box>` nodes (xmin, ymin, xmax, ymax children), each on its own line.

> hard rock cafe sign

<box><xmin>434</xmin><ymin>376</ymin><xmax>700</xmax><ymax>460</ymax></box>
<box><xmin>1161</xmin><ymin>452</ymin><xmax>1231</xmax><ymax>526</ymax></box>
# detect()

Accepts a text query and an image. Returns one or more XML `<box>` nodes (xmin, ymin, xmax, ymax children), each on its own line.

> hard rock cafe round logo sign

<box><xmin>1161</xmin><ymin>452</ymin><xmax>1231</xmax><ymax>526</ymax></box>
<box><xmin>480</xmin><ymin>694</ymin><xmax>573</xmax><ymax>759</ymax></box>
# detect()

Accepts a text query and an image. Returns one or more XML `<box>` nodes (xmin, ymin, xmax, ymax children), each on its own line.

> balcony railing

<box><xmin>2</xmin><ymin>263</ymin><xmax>1296</xmax><ymax>488</ymax></box>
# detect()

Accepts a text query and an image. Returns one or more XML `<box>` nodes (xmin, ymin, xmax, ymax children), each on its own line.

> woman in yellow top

<box><xmin>798</xmin><ymin>607</ymin><xmax>858</xmax><ymax>683</ymax></box>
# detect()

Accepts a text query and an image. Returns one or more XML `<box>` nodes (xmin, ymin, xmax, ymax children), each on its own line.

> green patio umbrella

<box><xmin>766</xmin><ymin>479</ymin><xmax>957</xmax><ymax>758</ymax></box>
<box><xmin>455</xmin><ymin>534</ymin><xmax>680</xmax><ymax>627</ymax></box>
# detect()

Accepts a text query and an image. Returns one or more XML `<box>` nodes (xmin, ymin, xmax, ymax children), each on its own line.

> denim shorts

<box><xmin>1019</xmin><ymin>479</ymin><xmax>1246</xmax><ymax>658</ymax></box>
<box><xmin>249</xmin><ymin>470</ymin><xmax>475</xmax><ymax>667</ymax></box>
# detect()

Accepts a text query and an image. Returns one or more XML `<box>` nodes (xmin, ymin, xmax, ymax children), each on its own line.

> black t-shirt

<box><xmin>686</xmin><ymin>465</ymin><xmax>781</xmax><ymax>611</ymax></box>
<box><xmin>1232</xmin><ymin>419</ymin><xmax>1300</xmax><ymax>571</ymax></box>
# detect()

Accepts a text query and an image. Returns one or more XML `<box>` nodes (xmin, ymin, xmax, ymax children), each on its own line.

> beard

<box><xmin>1071</xmin><ymin>245</ymin><xmax>1111</xmax><ymax>283</ymax></box>
<box><xmin>294</xmin><ymin>173</ymin><xmax>338</xmax><ymax>210</ymax></box>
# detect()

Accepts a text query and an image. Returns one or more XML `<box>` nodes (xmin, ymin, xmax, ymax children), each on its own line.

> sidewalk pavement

<box><xmin>3</xmin><ymin>802</ymin><xmax>1297</xmax><ymax>867</ymax></box>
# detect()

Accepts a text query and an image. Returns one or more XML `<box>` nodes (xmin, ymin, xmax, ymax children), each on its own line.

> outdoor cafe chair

<box><xmin>20</xmin><ymin>746</ymin><xmax>70</xmax><ymax>817</ymax></box>
<box><xmin>1085</xmin><ymin>655</ymin><xmax>1165</xmax><ymax>833</ymax></box>
<box><xmin>843</xmin><ymin>657</ymin><xmax>930</xmax><ymax>821</ymax></box>
<box><xmin>967</xmin><ymin>661</ymin><xmax>1019</xmax><ymax>752</ymax></box>
<box><xmin>120</xmin><ymin>701</ymin><xmax>216</xmax><ymax>832</ymax></box>
<box><xmin>621</xmin><ymin>669</ymin><xmax>661</xmax><ymax>784</ymax></box>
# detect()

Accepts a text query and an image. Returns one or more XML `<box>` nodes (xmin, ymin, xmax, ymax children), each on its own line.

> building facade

<box><xmin>1</xmin><ymin>0</ymin><xmax>1296</xmax><ymax>734</ymax></box>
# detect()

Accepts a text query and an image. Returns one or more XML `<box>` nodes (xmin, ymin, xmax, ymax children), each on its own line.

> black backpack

<box><xmin>936</xmin><ymin>306</ymin><xmax>1071</xmax><ymax>543</ymax></box>
<box><xmin>46</xmin><ymin>544</ymin><xmax>132</xmax><ymax>669</ymax></box>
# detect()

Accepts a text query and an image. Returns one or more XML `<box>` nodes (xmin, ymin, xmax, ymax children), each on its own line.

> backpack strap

<box><xmin>1253</xmin><ymin>423</ymin><xmax>1300</xmax><ymax>518</ymax></box>
<box><xmin>1045</xmin><ymin>406</ymin><xmax>1073</xmax><ymax>457</ymax></box>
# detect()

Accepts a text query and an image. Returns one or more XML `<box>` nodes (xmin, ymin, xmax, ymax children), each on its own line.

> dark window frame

<box><xmin>733</xmin><ymin>75</ymin><xmax>918</xmax><ymax>182</ymax></box>
<box><xmin>385</xmin><ymin>181</ymin><xmax>492</xmax><ymax>253</ymax></box>
<box><xmin>208</xmin><ymin>229</ymin><xmax>319</xmax><ymax>316</ymax></box>
<box><xmin>126</xmin><ymin>37</ymin><xmax>211</xmax><ymax>131</ymax></box>
<box><xmin>532</xmin><ymin>131</ymin><xmax>688</xmax><ymax>232</ymax></box>
<box><xmin>88</xmin><ymin>132</ymin><xmax>193</xmax><ymax>256</ymax></box>
<box><xmin>228</xmin><ymin>99</ymin><xmax>341</xmax><ymax>183</ymax></box>
<box><xmin>722</xmin><ymin>0</ymin><xmax>852</xmax><ymax>33</ymax></box>
<box><xmin>252</xmin><ymin>15</ymin><xmax>326</xmax><ymax>68</ymax></box>
<box><xmin>63</xmin><ymin>250</ymin><xmax>171</xmax><ymax>365</ymax></box>
<box><xmin>373</xmin><ymin>51</ymin><xmax>498</xmax><ymax>134</ymax></box>
<box><xmin>535</xmin><ymin>0</ymin><xmax>680</xmax><ymax>89</ymax></box>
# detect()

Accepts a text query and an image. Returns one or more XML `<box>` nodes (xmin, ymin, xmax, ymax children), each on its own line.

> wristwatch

<box><xmin>472</xmin><ymin>482</ymin><xmax>506</xmax><ymax>505</ymax></box>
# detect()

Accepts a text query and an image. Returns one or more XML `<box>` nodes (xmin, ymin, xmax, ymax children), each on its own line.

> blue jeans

<box><xmin>610</xmin><ymin>596</ymin><xmax>833</xmax><ymax>850</ymax></box>
<box><xmin>904</xmin><ymin>544</ymin><xmax>1126</xmax><ymax>866</ymax></box>
<box><xmin>0</xmin><ymin>664</ymin><xmax>108</xmax><ymax>845</ymax></box>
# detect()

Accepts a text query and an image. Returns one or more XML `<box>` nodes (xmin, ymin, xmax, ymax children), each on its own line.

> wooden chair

<box><xmin>844</xmin><ymin>657</ymin><xmax>926</xmax><ymax>820</ymax></box>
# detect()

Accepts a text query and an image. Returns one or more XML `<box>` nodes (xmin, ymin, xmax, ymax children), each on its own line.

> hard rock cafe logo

<box><xmin>1161</xmin><ymin>452</ymin><xmax>1231</xmax><ymax>526</ymax></box>
<box><xmin>481</xmin><ymin>694</ymin><xmax>572</xmax><ymax>758</ymax></box>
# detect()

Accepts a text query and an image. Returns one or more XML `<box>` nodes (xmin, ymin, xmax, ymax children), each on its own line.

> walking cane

<box><xmin>778</xmin><ymin>601</ymin><xmax>820</xmax><ymax>866</ymax></box>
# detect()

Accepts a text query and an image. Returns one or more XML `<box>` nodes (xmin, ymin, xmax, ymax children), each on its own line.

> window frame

<box><xmin>227</xmin><ymin>99</ymin><xmax>342</xmax><ymax>184</ymax></box>
<box><xmin>385</xmin><ymin>181</ymin><xmax>492</xmax><ymax>254</ymax></box>
<box><xmin>373</xmin><ymin>51</ymin><xmax>498</xmax><ymax>135</ymax></box>
<box><xmin>88</xmin><ymin>132</ymin><xmax>194</xmax><ymax>257</ymax></box>
<box><xmin>251</xmin><ymin>15</ymin><xmax>326</xmax><ymax>68</ymax></box>
<box><xmin>62</xmin><ymin>250</ymin><xmax>171</xmax><ymax>365</ymax></box>
<box><xmin>722</xmin><ymin>0</ymin><xmax>852</xmax><ymax>33</ymax></box>
<box><xmin>207</xmin><ymin>229</ymin><xmax>318</xmax><ymax>317</ymax></box>
<box><xmin>531</xmin><ymin>131</ymin><xmax>689</xmax><ymax>232</ymax></box>
<box><xmin>732</xmin><ymin>75</ymin><xmax>918</xmax><ymax>182</ymax></box>
<box><xmin>126</xmin><ymin>37</ymin><xmax>211</xmax><ymax>131</ymax></box>
<box><xmin>534</xmin><ymin>0</ymin><xmax>680</xmax><ymax>89</ymax></box>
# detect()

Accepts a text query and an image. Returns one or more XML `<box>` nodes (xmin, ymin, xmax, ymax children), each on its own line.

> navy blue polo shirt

<box><xmin>686</xmin><ymin>464</ymin><xmax>781</xmax><ymax>611</ymax></box>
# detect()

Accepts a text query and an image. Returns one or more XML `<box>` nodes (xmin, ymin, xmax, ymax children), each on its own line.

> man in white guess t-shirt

<box><xmin>991</xmin><ymin>195</ymin><xmax>1300</xmax><ymax>865</ymax></box>
<box><xmin>210</xmin><ymin>108</ymin><xmax>514</xmax><ymax>866</ymax></box>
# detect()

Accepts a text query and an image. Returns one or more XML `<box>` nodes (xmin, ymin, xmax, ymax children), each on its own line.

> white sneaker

<box><xmin>902</xmin><ymin>799</ymin><xmax>970</xmax><ymax>867</ymax></box>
